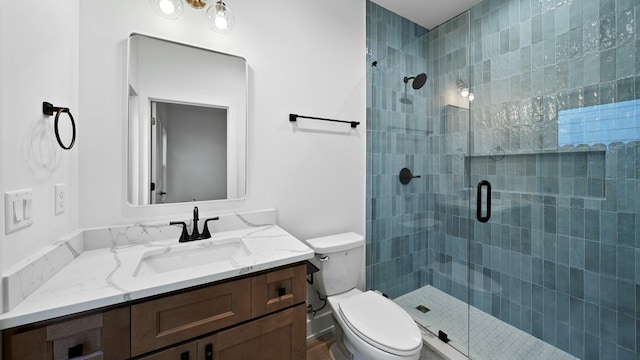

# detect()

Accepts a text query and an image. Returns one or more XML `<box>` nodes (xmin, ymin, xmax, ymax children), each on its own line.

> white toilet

<box><xmin>305</xmin><ymin>232</ymin><xmax>423</xmax><ymax>360</ymax></box>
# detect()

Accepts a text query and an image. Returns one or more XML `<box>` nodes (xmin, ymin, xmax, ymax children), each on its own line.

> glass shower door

<box><xmin>367</xmin><ymin>8</ymin><xmax>477</xmax><ymax>357</ymax></box>
<box><xmin>417</xmin><ymin>11</ymin><xmax>474</xmax><ymax>357</ymax></box>
<box><xmin>465</xmin><ymin>0</ymin><xmax>640</xmax><ymax>359</ymax></box>
<box><xmin>365</xmin><ymin>17</ymin><xmax>472</xmax><ymax>357</ymax></box>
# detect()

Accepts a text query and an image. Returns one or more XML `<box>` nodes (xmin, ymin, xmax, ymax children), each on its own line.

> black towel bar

<box><xmin>289</xmin><ymin>113</ymin><xmax>359</xmax><ymax>128</ymax></box>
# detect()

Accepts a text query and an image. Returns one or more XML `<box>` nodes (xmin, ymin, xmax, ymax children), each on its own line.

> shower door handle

<box><xmin>476</xmin><ymin>180</ymin><xmax>491</xmax><ymax>223</ymax></box>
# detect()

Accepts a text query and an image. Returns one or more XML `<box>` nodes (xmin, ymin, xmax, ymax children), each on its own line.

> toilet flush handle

<box><xmin>319</xmin><ymin>255</ymin><xmax>330</xmax><ymax>262</ymax></box>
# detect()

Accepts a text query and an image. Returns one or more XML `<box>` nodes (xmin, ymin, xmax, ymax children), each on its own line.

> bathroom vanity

<box><xmin>0</xmin><ymin>212</ymin><xmax>313</xmax><ymax>360</ymax></box>
<box><xmin>3</xmin><ymin>262</ymin><xmax>307</xmax><ymax>359</ymax></box>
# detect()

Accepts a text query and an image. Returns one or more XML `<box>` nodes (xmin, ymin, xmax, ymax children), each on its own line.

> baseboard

<box><xmin>306</xmin><ymin>307</ymin><xmax>334</xmax><ymax>340</ymax></box>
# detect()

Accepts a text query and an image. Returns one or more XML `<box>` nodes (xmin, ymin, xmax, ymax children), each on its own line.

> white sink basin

<box><xmin>134</xmin><ymin>238</ymin><xmax>251</xmax><ymax>277</ymax></box>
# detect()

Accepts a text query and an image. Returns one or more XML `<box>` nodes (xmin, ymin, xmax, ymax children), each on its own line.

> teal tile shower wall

<box><xmin>367</xmin><ymin>0</ymin><xmax>640</xmax><ymax>359</ymax></box>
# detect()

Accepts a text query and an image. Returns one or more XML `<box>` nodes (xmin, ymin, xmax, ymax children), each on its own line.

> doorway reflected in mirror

<box><xmin>150</xmin><ymin>101</ymin><xmax>228</xmax><ymax>204</ymax></box>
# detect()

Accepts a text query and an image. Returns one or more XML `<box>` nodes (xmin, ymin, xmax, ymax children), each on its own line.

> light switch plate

<box><xmin>5</xmin><ymin>189</ymin><xmax>33</xmax><ymax>234</ymax></box>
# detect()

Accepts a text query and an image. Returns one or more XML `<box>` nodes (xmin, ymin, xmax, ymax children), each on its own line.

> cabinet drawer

<box><xmin>251</xmin><ymin>263</ymin><xmax>306</xmax><ymax>318</ymax></box>
<box><xmin>197</xmin><ymin>303</ymin><xmax>306</xmax><ymax>360</ymax></box>
<box><xmin>131</xmin><ymin>278</ymin><xmax>251</xmax><ymax>356</ymax></box>
<box><xmin>47</xmin><ymin>313</ymin><xmax>103</xmax><ymax>360</ymax></box>
<box><xmin>3</xmin><ymin>306</ymin><xmax>130</xmax><ymax>360</ymax></box>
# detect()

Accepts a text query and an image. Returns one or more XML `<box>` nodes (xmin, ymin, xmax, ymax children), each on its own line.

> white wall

<box><xmin>1</xmin><ymin>0</ymin><xmax>80</xmax><ymax>271</ymax></box>
<box><xmin>78</xmin><ymin>0</ymin><xmax>366</xmax><ymax>243</ymax></box>
<box><xmin>0</xmin><ymin>0</ymin><xmax>365</xmax><ymax>333</ymax></box>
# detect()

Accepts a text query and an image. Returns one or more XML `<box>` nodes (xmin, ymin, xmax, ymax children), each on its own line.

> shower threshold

<box><xmin>396</xmin><ymin>285</ymin><xmax>578</xmax><ymax>360</ymax></box>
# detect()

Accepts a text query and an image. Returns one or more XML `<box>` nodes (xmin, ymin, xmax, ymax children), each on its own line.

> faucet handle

<box><xmin>170</xmin><ymin>221</ymin><xmax>190</xmax><ymax>242</ymax></box>
<box><xmin>191</xmin><ymin>206</ymin><xmax>201</xmax><ymax>239</ymax></box>
<box><xmin>201</xmin><ymin>217</ymin><xmax>220</xmax><ymax>239</ymax></box>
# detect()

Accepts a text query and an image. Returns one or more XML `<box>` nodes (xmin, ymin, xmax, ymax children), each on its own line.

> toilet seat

<box><xmin>338</xmin><ymin>291</ymin><xmax>422</xmax><ymax>357</ymax></box>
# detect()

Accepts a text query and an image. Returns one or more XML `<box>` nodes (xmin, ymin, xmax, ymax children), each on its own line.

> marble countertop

<box><xmin>0</xmin><ymin>223</ymin><xmax>314</xmax><ymax>330</ymax></box>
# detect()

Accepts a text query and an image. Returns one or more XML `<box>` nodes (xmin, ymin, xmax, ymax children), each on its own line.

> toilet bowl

<box><xmin>329</xmin><ymin>289</ymin><xmax>422</xmax><ymax>360</ymax></box>
<box><xmin>305</xmin><ymin>233</ymin><xmax>422</xmax><ymax>360</ymax></box>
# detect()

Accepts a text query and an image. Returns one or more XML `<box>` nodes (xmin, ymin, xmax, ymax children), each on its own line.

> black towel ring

<box><xmin>43</xmin><ymin>102</ymin><xmax>76</xmax><ymax>150</ymax></box>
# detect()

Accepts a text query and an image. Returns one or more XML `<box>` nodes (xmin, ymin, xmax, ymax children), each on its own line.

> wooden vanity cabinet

<box><xmin>2</xmin><ymin>306</ymin><xmax>130</xmax><ymax>360</ymax></box>
<box><xmin>198</xmin><ymin>304</ymin><xmax>306</xmax><ymax>360</ymax></box>
<box><xmin>251</xmin><ymin>263</ymin><xmax>306</xmax><ymax>318</ymax></box>
<box><xmin>137</xmin><ymin>304</ymin><xmax>306</xmax><ymax>360</ymax></box>
<box><xmin>2</xmin><ymin>262</ymin><xmax>307</xmax><ymax>360</ymax></box>
<box><xmin>130</xmin><ymin>278</ymin><xmax>252</xmax><ymax>357</ymax></box>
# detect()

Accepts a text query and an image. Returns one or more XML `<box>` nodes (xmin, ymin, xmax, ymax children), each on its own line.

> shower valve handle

<box><xmin>399</xmin><ymin>167</ymin><xmax>421</xmax><ymax>185</ymax></box>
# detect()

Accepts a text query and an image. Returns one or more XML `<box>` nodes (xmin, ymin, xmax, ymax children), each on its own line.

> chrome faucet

<box><xmin>170</xmin><ymin>206</ymin><xmax>219</xmax><ymax>242</ymax></box>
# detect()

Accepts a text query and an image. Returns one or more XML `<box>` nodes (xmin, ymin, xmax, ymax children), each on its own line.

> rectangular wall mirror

<box><xmin>127</xmin><ymin>34</ymin><xmax>247</xmax><ymax>205</ymax></box>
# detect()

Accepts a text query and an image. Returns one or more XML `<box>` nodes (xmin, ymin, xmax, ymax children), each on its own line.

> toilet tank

<box><xmin>305</xmin><ymin>233</ymin><xmax>364</xmax><ymax>296</ymax></box>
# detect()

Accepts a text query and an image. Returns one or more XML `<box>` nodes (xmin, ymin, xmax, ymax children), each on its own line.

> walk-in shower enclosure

<box><xmin>366</xmin><ymin>0</ymin><xmax>640</xmax><ymax>359</ymax></box>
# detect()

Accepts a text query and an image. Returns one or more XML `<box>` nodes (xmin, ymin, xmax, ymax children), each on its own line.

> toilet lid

<box><xmin>338</xmin><ymin>291</ymin><xmax>422</xmax><ymax>355</ymax></box>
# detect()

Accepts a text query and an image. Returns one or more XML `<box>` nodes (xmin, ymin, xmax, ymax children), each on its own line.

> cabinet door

<box><xmin>3</xmin><ymin>306</ymin><xmax>130</xmax><ymax>360</ymax></box>
<box><xmin>251</xmin><ymin>263</ymin><xmax>306</xmax><ymax>318</ymax></box>
<box><xmin>131</xmin><ymin>278</ymin><xmax>251</xmax><ymax>356</ymax></box>
<box><xmin>136</xmin><ymin>341</ymin><xmax>197</xmax><ymax>360</ymax></box>
<box><xmin>197</xmin><ymin>304</ymin><xmax>306</xmax><ymax>360</ymax></box>
<box><xmin>6</xmin><ymin>327</ymin><xmax>49</xmax><ymax>360</ymax></box>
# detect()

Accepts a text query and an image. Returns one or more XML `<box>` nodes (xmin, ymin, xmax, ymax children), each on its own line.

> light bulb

<box><xmin>460</xmin><ymin>88</ymin><xmax>469</xmax><ymax>97</ymax></box>
<box><xmin>149</xmin><ymin>0</ymin><xmax>184</xmax><ymax>20</ymax></box>
<box><xmin>468</xmin><ymin>92</ymin><xmax>475</xmax><ymax>102</ymax></box>
<box><xmin>159</xmin><ymin>0</ymin><xmax>175</xmax><ymax>14</ymax></box>
<box><xmin>214</xmin><ymin>13</ymin><xmax>228</xmax><ymax>29</ymax></box>
<box><xmin>206</xmin><ymin>1</ymin><xmax>234</xmax><ymax>34</ymax></box>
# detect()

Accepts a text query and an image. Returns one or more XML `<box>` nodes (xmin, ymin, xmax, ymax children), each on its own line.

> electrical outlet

<box><xmin>5</xmin><ymin>189</ymin><xmax>33</xmax><ymax>234</ymax></box>
<box><xmin>55</xmin><ymin>183</ymin><xmax>66</xmax><ymax>215</ymax></box>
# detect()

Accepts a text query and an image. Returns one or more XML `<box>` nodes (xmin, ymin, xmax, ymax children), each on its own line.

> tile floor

<box><xmin>306</xmin><ymin>331</ymin><xmax>445</xmax><ymax>360</ymax></box>
<box><xmin>395</xmin><ymin>285</ymin><xmax>578</xmax><ymax>360</ymax></box>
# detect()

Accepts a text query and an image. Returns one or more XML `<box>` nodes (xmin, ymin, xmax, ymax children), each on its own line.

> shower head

<box><xmin>403</xmin><ymin>73</ymin><xmax>427</xmax><ymax>90</ymax></box>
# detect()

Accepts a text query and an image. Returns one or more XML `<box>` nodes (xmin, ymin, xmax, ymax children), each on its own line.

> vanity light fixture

<box><xmin>148</xmin><ymin>0</ymin><xmax>184</xmax><ymax>20</ymax></box>
<box><xmin>185</xmin><ymin>0</ymin><xmax>208</xmax><ymax>9</ymax></box>
<box><xmin>207</xmin><ymin>1</ymin><xmax>235</xmax><ymax>34</ymax></box>
<box><xmin>459</xmin><ymin>86</ymin><xmax>475</xmax><ymax>102</ymax></box>
<box><xmin>148</xmin><ymin>0</ymin><xmax>235</xmax><ymax>34</ymax></box>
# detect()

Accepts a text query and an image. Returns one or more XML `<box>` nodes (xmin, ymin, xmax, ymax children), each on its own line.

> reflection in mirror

<box><xmin>127</xmin><ymin>34</ymin><xmax>247</xmax><ymax>206</ymax></box>
<box><xmin>151</xmin><ymin>101</ymin><xmax>228</xmax><ymax>204</ymax></box>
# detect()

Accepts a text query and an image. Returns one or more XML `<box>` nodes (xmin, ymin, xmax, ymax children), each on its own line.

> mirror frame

<box><xmin>125</xmin><ymin>33</ymin><xmax>248</xmax><ymax>207</ymax></box>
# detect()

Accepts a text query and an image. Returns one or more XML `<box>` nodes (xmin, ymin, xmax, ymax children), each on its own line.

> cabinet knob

<box><xmin>278</xmin><ymin>287</ymin><xmax>286</xmax><ymax>297</ymax></box>
<box><xmin>181</xmin><ymin>351</ymin><xmax>190</xmax><ymax>360</ymax></box>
